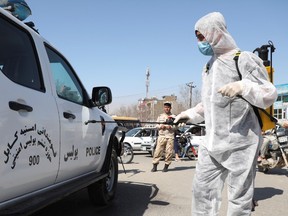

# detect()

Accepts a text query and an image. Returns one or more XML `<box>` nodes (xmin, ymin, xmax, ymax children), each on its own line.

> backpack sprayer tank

<box><xmin>253</xmin><ymin>41</ymin><xmax>276</xmax><ymax>131</ymax></box>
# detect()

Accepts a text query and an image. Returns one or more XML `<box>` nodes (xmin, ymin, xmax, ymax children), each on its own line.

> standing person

<box><xmin>151</xmin><ymin>102</ymin><xmax>177</xmax><ymax>172</ymax></box>
<box><xmin>173</xmin><ymin>12</ymin><xmax>277</xmax><ymax>215</ymax></box>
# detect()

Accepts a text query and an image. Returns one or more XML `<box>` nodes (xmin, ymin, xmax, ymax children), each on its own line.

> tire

<box><xmin>186</xmin><ymin>147</ymin><xmax>197</xmax><ymax>160</ymax></box>
<box><xmin>119</xmin><ymin>143</ymin><xmax>134</xmax><ymax>164</ymax></box>
<box><xmin>88</xmin><ymin>148</ymin><xmax>118</xmax><ymax>206</ymax></box>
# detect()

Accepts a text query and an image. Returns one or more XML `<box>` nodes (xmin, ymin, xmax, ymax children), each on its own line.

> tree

<box><xmin>112</xmin><ymin>104</ymin><xmax>138</xmax><ymax>117</ymax></box>
<box><xmin>178</xmin><ymin>84</ymin><xmax>201</xmax><ymax>111</ymax></box>
<box><xmin>109</xmin><ymin>84</ymin><xmax>201</xmax><ymax>118</ymax></box>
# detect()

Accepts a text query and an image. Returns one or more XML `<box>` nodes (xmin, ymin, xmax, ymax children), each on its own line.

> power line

<box><xmin>113</xmin><ymin>82</ymin><xmax>198</xmax><ymax>100</ymax></box>
<box><xmin>113</xmin><ymin>85</ymin><xmax>181</xmax><ymax>99</ymax></box>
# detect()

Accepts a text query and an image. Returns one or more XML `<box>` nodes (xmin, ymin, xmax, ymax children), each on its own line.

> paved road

<box><xmin>34</xmin><ymin>152</ymin><xmax>288</xmax><ymax>216</ymax></box>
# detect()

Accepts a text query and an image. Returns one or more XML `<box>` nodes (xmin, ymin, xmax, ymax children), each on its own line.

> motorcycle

<box><xmin>118</xmin><ymin>143</ymin><xmax>134</xmax><ymax>164</ymax></box>
<box><xmin>258</xmin><ymin>124</ymin><xmax>288</xmax><ymax>173</ymax></box>
<box><xmin>116</xmin><ymin>126</ymin><xmax>134</xmax><ymax>164</ymax></box>
<box><xmin>176</xmin><ymin>131</ymin><xmax>199</xmax><ymax>160</ymax></box>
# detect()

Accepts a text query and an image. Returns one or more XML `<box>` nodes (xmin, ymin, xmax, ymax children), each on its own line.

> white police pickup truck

<box><xmin>0</xmin><ymin>8</ymin><xmax>123</xmax><ymax>215</ymax></box>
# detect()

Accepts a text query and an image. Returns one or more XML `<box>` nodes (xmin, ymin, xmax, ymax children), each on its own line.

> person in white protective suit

<box><xmin>173</xmin><ymin>12</ymin><xmax>277</xmax><ymax>215</ymax></box>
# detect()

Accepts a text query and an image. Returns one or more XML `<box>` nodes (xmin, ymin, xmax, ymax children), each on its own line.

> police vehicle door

<box><xmin>0</xmin><ymin>17</ymin><xmax>60</xmax><ymax>201</ymax></box>
<box><xmin>45</xmin><ymin>46</ymin><xmax>102</xmax><ymax>182</ymax></box>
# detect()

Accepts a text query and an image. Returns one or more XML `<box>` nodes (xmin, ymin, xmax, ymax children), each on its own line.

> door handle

<box><xmin>63</xmin><ymin>112</ymin><xmax>76</xmax><ymax>119</ymax></box>
<box><xmin>9</xmin><ymin>101</ymin><xmax>33</xmax><ymax>112</ymax></box>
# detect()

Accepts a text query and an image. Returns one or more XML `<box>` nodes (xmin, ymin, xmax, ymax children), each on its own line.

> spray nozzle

<box><xmin>253</xmin><ymin>40</ymin><xmax>275</xmax><ymax>66</ymax></box>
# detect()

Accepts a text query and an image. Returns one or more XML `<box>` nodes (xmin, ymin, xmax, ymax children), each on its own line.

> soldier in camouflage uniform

<box><xmin>151</xmin><ymin>102</ymin><xmax>177</xmax><ymax>172</ymax></box>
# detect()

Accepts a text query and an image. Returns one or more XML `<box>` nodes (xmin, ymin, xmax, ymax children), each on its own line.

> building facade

<box><xmin>137</xmin><ymin>95</ymin><xmax>178</xmax><ymax>122</ymax></box>
<box><xmin>274</xmin><ymin>84</ymin><xmax>288</xmax><ymax>120</ymax></box>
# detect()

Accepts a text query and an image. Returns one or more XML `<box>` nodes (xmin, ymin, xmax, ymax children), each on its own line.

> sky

<box><xmin>24</xmin><ymin>0</ymin><xmax>288</xmax><ymax>113</ymax></box>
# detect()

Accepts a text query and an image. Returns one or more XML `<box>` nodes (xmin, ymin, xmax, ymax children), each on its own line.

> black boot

<box><xmin>162</xmin><ymin>164</ymin><xmax>169</xmax><ymax>172</ymax></box>
<box><xmin>151</xmin><ymin>164</ymin><xmax>157</xmax><ymax>172</ymax></box>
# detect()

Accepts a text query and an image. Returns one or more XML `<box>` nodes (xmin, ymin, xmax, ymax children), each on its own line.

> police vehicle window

<box><xmin>0</xmin><ymin>16</ymin><xmax>43</xmax><ymax>91</ymax></box>
<box><xmin>45</xmin><ymin>46</ymin><xmax>84</xmax><ymax>104</ymax></box>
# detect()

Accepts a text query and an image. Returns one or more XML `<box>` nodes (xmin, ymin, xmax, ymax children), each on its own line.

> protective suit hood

<box><xmin>195</xmin><ymin>12</ymin><xmax>238</xmax><ymax>55</ymax></box>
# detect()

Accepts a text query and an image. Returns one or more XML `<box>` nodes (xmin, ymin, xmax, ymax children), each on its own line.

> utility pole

<box><xmin>186</xmin><ymin>82</ymin><xmax>196</xmax><ymax>108</ymax></box>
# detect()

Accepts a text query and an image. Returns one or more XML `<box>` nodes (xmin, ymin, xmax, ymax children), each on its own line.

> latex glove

<box><xmin>173</xmin><ymin>112</ymin><xmax>190</xmax><ymax>126</ymax></box>
<box><xmin>218</xmin><ymin>81</ymin><xmax>243</xmax><ymax>98</ymax></box>
<box><xmin>177</xmin><ymin>122</ymin><xmax>186</xmax><ymax>127</ymax></box>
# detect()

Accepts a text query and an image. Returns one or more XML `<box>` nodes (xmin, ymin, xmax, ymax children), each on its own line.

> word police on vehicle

<box><xmin>0</xmin><ymin>4</ymin><xmax>123</xmax><ymax>215</ymax></box>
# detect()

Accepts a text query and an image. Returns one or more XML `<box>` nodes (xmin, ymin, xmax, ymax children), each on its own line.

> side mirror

<box><xmin>92</xmin><ymin>86</ymin><xmax>112</xmax><ymax>106</ymax></box>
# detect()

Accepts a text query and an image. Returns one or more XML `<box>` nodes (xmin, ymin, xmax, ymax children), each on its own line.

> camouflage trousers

<box><xmin>152</xmin><ymin>136</ymin><xmax>174</xmax><ymax>165</ymax></box>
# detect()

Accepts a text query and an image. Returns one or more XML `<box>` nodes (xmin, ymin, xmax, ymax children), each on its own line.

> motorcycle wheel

<box><xmin>186</xmin><ymin>147</ymin><xmax>197</xmax><ymax>160</ymax></box>
<box><xmin>119</xmin><ymin>143</ymin><xmax>134</xmax><ymax>164</ymax></box>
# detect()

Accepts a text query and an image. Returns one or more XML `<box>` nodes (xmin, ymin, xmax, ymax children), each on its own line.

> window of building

<box><xmin>274</xmin><ymin>108</ymin><xmax>282</xmax><ymax>119</ymax></box>
<box><xmin>282</xmin><ymin>95</ymin><xmax>288</xmax><ymax>102</ymax></box>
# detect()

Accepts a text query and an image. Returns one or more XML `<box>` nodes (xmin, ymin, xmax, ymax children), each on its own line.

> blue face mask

<box><xmin>198</xmin><ymin>41</ymin><xmax>214</xmax><ymax>56</ymax></box>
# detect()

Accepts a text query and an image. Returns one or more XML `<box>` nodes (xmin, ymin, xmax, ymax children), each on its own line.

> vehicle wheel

<box><xmin>186</xmin><ymin>148</ymin><xmax>197</xmax><ymax>160</ymax></box>
<box><xmin>119</xmin><ymin>143</ymin><xmax>134</xmax><ymax>164</ymax></box>
<box><xmin>88</xmin><ymin>148</ymin><xmax>118</xmax><ymax>206</ymax></box>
